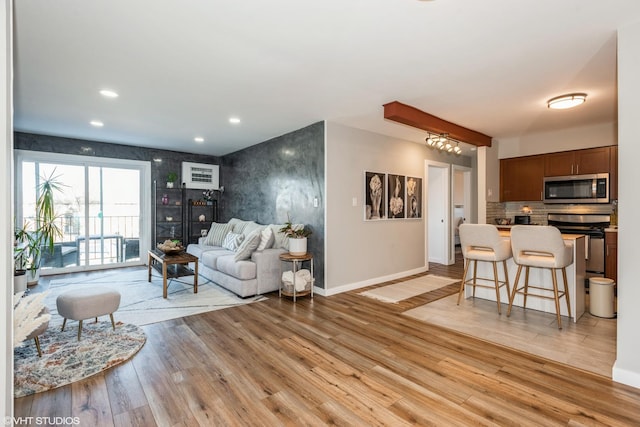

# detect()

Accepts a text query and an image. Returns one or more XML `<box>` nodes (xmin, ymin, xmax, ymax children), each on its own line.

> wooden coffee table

<box><xmin>148</xmin><ymin>249</ymin><xmax>199</xmax><ymax>298</ymax></box>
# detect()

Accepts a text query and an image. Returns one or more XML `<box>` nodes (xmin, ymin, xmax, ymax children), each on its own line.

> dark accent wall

<box><xmin>221</xmin><ymin>121</ymin><xmax>325</xmax><ymax>288</ymax></box>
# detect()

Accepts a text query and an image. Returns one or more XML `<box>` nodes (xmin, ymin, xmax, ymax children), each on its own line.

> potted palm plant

<box><xmin>14</xmin><ymin>171</ymin><xmax>63</xmax><ymax>286</ymax></box>
<box><xmin>280</xmin><ymin>215</ymin><xmax>312</xmax><ymax>256</ymax></box>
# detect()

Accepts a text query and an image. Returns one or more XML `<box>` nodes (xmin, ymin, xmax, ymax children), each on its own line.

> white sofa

<box><xmin>187</xmin><ymin>218</ymin><xmax>288</xmax><ymax>297</ymax></box>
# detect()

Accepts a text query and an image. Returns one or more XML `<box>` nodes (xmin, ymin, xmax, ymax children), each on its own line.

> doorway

<box><xmin>426</xmin><ymin>161</ymin><xmax>451</xmax><ymax>265</ymax></box>
<box><xmin>450</xmin><ymin>165</ymin><xmax>472</xmax><ymax>264</ymax></box>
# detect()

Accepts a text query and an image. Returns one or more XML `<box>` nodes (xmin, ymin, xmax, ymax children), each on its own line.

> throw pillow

<box><xmin>203</xmin><ymin>222</ymin><xmax>234</xmax><ymax>247</ymax></box>
<box><xmin>256</xmin><ymin>226</ymin><xmax>274</xmax><ymax>251</ymax></box>
<box><xmin>234</xmin><ymin>229</ymin><xmax>262</xmax><ymax>261</ymax></box>
<box><xmin>222</xmin><ymin>232</ymin><xmax>245</xmax><ymax>251</ymax></box>
<box><xmin>269</xmin><ymin>224</ymin><xmax>289</xmax><ymax>250</ymax></box>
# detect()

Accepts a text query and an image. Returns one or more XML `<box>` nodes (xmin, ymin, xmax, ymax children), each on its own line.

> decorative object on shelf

<box><xmin>198</xmin><ymin>214</ymin><xmax>206</xmax><ymax>222</ymax></box>
<box><xmin>203</xmin><ymin>189</ymin><xmax>215</xmax><ymax>203</ymax></box>
<box><xmin>161</xmin><ymin>194</ymin><xmax>169</xmax><ymax>205</ymax></box>
<box><xmin>157</xmin><ymin>239</ymin><xmax>184</xmax><ymax>255</ymax></box>
<box><xmin>165</xmin><ymin>216</ymin><xmax>173</xmax><ymax>222</ymax></box>
<box><xmin>200</xmin><ymin>229</ymin><xmax>208</xmax><ymax>237</ymax></box>
<box><xmin>280</xmin><ymin>215</ymin><xmax>312</xmax><ymax>256</ymax></box>
<box><xmin>425</xmin><ymin>132</ymin><xmax>462</xmax><ymax>155</ymax></box>
<box><xmin>166</xmin><ymin>172</ymin><xmax>178</xmax><ymax>188</ymax></box>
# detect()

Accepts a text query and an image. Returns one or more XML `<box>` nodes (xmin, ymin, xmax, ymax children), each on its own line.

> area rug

<box><xmin>44</xmin><ymin>268</ymin><xmax>266</xmax><ymax>326</ymax></box>
<box><xmin>14</xmin><ymin>320</ymin><xmax>146</xmax><ymax>398</ymax></box>
<box><xmin>359</xmin><ymin>275</ymin><xmax>459</xmax><ymax>303</ymax></box>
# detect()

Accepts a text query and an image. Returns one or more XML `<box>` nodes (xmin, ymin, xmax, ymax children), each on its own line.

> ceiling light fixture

<box><xmin>425</xmin><ymin>133</ymin><xmax>463</xmax><ymax>155</ymax></box>
<box><xmin>547</xmin><ymin>93</ymin><xmax>587</xmax><ymax>110</ymax></box>
<box><xmin>194</xmin><ymin>137</ymin><xmax>204</xmax><ymax>143</ymax></box>
<box><xmin>99</xmin><ymin>89</ymin><xmax>119</xmax><ymax>98</ymax></box>
<box><xmin>229</xmin><ymin>117</ymin><xmax>241</xmax><ymax>124</ymax></box>
<box><xmin>90</xmin><ymin>120</ymin><xmax>104</xmax><ymax>127</ymax></box>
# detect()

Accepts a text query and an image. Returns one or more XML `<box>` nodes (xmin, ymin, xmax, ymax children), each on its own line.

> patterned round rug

<box><xmin>14</xmin><ymin>320</ymin><xmax>146</xmax><ymax>398</ymax></box>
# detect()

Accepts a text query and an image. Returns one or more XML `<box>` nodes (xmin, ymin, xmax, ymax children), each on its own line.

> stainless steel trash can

<box><xmin>589</xmin><ymin>277</ymin><xmax>616</xmax><ymax>318</ymax></box>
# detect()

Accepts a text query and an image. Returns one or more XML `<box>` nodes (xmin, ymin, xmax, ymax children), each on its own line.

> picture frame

<box><xmin>406</xmin><ymin>176</ymin><xmax>422</xmax><ymax>219</ymax></box>
<box><xmin>364</xmin><ymin>171</ymin><xmax>386</xmax><ymax>220</ymax></box>
<box><xmin>387</xmin><ymin>174</ymin><xmax>406</xmax><ymax>219</ymax></box>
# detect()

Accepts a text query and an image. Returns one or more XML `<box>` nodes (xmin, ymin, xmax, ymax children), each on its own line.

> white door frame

<box><xmin>450</xmin><ymin>165</ymin><xmax>472</xmax><ymax>264</ymax></box>
<box><xmin>425</xmin><ymin>160</ymin><xmax>451</xmax><ymax>265</ymax></box>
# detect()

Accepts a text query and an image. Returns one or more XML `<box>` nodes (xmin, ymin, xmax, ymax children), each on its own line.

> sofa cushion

<box><xmin>234</xmin><ymin>229</ymin><xmax>262</xmax><ymax>261</ymax></box>
<box><xmin>229</xmin><ymin>218</ymin><xmax>251</xmax><ymax>234</ymax></box>
<box><xmin>222</xmin><ymin>232</ymin><xmax>244</xmax><ymax>251</ymax></box>
<box><xmin>257</xmin><ymin>226</ymin><xmax>274</xmax><ymax>251</ymax></box>
<box><xmin>204</xmin><ymin>222</ymin><xmax>233</xmax><ymax>246</ymax></box>
<box><xmin>242</xmin><ymin>221</ymin><xmax>263</xmax><ymax>238</ymax></box>
<box><xmin>216</xmin><ymin>255</ymin><xmax>257</xmax><ymax>280</ymax></box>
<box><xmin>200</xmin><ymin>248</ymin><xmax>235</xmax><ymax>270</ymax></box>
<box><xmin>187</xmin><ymin>243</ymin><xmax>224</xmax><ymax>259</ymax></box>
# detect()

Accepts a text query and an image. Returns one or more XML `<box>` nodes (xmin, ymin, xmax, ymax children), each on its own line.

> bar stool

<box><xmin>507</xmin><ymin>225</ymin><xmax>572</xmax><ymax>329</ymax></box>
<box><xmin>457</xmin><ymin>224</ymin><xmax>512</xmax><ymax>314</ymax></box>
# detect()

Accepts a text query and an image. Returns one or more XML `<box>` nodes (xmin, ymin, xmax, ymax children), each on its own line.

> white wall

<box><xmin>496</xmin><ymin>122</ymin><xmax>617</xmax><ymax>159</ymax></box>
<box><xmin>325</xmin><ymin>122</ymin><xmax>471</xmax><ymax>294</ymax></box>
<box><xmin>1</xmin><ymin>0</ymin><xmax>12</xmax><ymax>416</ymax></box>
<box><xmin>613</xmin><ymin>20</ymin><xmax>640</xmax><ymax>389</ymax></box>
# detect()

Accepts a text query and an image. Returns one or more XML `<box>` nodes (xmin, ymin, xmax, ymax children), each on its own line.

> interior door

<box><xmin>427</xmin><ymin>162</ymin><xmax>450</xmax><ymax>264</ymax></box>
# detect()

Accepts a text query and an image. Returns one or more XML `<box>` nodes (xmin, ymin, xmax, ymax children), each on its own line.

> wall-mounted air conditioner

<box><xmin>182</xmin><ymin>162</ymin><xmax>219</xmax><ymax>190</ymax></box>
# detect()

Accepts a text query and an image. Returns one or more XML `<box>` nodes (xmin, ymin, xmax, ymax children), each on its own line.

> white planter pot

<box><xmin>26</xmin><ymin>269</ymin><xmax>40</xmax><ymax>286</ymax></box>
<box><xmin>166</xmin><ymin>182</ymin><xmax>174</xmax><ymax>189</ymax></box>
<box><xmin>14</xmin><ymin>271</ymin><xmax>27</xmax><ymax>294</ymax></box>
<box><xmin>288</xmin><ymin>237</ymin><xmax>307</xmax><ymax>256</ymax></box>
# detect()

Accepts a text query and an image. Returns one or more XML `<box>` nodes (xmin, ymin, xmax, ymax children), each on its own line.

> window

<box><xmin>15</xmin><ymin>150</ymin><xmax>151</xmax><ymax>273</ymax></box>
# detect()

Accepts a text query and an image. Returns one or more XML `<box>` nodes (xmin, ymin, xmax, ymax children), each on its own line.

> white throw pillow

<box><xmin>256</xmin><ymin>227</ymin><xmax>275</xmax><ymax>251</ymax></box>
<box><xmin>222</xmin><ymin>232</ymin><xmax>245</xmax><ymax>251</ymax></box>
<box><xmin>234</xmin><ymin>229</ymin><xmax>262</xmax><ymax>261</ymax></box>
<box><xmin>203</xmin><ymin>223</ymin><xmax>234</xmax><ymax>247</ymax></box>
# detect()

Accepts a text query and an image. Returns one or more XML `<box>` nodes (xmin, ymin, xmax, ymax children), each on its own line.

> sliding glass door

<box><xmin>15</xmin><ymin>151</ymin><xmax>150</xmax><ymax>274</ymax></box>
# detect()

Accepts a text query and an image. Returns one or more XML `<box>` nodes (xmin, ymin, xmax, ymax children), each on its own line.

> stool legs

<box><xmin>34</xmin><ymin>336</ymin><xmax>43</xmax><ymax>357</ymax></box>
<box><xmin>458</xmin><ymin>259</ymin><xmax>510</xmax><ymax>314</ymax></box>
<box><xmin>110</xmin><ymin>313</ymin><xmax>116</xmax><ymax>330</ymax></box>
<box><xmin>60</xmin><ymin>314</ymin><xmax>117</xmax><ymax>340</ymax></box>
<box><xmin>562</xmin><ymin>267</ymin><xmax>571</xmax><ymax>318</ymax></box>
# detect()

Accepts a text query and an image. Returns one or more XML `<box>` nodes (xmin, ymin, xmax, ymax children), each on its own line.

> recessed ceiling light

<box><xmin>229</xmin><ymin>117</ymin><xmax>241</xmax><ymax>124</ymax></box>
<box><xmin>194</xmin><ymin>137</ymin><xmax>204</xmax><ymax>143</ymax></box>
<box><xmin>547</xmin><ymin>93</ymin><xmax>587</xmax><ymax>110</ymax></box>
<box><xmin>99</xmin><ymin>89</ymin><xmax>119</xmax><ymax>98</ymax></box>
<box><xmin>90</xmin><ymin>120</ymin><xmax>104</xmax><ymax>127</ymax></box>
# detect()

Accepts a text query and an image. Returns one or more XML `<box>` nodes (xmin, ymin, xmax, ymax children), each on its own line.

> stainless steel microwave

<box><xmin>543</xmin><ymin>173</ymin><xmax>609</xmax><ymax>204</ymax></box>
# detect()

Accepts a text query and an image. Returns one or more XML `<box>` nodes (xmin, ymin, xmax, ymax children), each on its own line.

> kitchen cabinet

<box><xmin>609</xmin><ymin>145</ymin><xmax>618</xmax><ymax>200</ymax></box>
<box><xmin>500</xmin><ymin>155</ymin><xmax>545</xmax><ymax>202</ymax></box>
<box><xmin>544</xmin><ymin>147</ymin><xmax>610</xmax><ymax>177</ymax></box>
<box><xmin>605</xmin><ymin>230</ymin><xmax>617</xmax><ymax>283</ymax></box>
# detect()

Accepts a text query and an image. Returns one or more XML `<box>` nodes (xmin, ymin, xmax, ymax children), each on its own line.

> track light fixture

<box><xmin>425</xmin><ymin>133</ymin><xmax>462</xmax><ymax>155</ymax></box>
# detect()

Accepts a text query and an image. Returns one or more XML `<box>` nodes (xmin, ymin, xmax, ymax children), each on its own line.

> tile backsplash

<box><xmin>487</xmin><ymin>201</ymin><xmax>614</xmax><ymax>225</ymax></box>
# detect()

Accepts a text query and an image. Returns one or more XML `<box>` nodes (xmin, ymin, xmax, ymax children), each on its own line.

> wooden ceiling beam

<box><xmin>383</xmin><ymin>101</ymin><xmax>492</xmax><ymax>147</ymax></box>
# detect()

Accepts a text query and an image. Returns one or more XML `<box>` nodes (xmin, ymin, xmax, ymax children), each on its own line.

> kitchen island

<box><xmin>461</xmin><ymin>230</ymin><xmax>586</xmax><ymax>322</ymax></box>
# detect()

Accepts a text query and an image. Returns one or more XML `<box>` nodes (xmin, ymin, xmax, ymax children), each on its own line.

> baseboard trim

<box><xmin>612</xmin><ymin>361</ymin><xmax>640</xmax><ymax>389</ymax></box>
<box><xmin>314</xmin><ymin>266</ymin><xmax>429</xmax><ymax>297</ymax></box>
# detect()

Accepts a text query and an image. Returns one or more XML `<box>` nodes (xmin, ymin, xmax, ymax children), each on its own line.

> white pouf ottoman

<box><xmin>56</xmin><ymin>287</ymin><xmax>121</xmax><ymax>340</ymax></box>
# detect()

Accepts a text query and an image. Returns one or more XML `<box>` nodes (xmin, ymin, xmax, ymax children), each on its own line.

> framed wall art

<box><xmin>387</xmin><ymin>174</ymin><xmax>406</xmax><ymax>219</ymax></box>
<box><xmin>406</xmin><ymin>176</ymin><xmax>422</xmax><ymax>219</ymax></box>
<box><xmin>364</xmin><ymin>171</ymin><xmax>386</xmax><ymax>220</ymax></box>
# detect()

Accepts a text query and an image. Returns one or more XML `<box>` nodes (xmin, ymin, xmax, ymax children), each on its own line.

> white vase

<box><xmin>26</xmin><ymin>269</ymin><xmax>40</xmax><ymax>286</ymax></box>
<box><xmin>14</xmin><ymin>271</ymin><xmax>27</xmax><ymax>294</ymax></box>
<box><xmin>288</xmin><ymin>237</ymin><xmax>307</xmax><ymax>256</ymax></box>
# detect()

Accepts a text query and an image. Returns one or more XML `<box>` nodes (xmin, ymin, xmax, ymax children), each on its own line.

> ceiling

<box><xmin>12</xmin><ymin>1</ymin><xmax>640</xmax><ymax>157</ymax></box>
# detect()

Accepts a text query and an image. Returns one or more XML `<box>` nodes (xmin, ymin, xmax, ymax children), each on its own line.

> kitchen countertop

<box><xmin>605</xmin><ymin>227</ymin><xmax>618</xmax><ymax>232</ymax></box>
<box><xmin>497</xmin><ymin>229</ymin><xmax>584</xmax><ymax>241</ymax></box>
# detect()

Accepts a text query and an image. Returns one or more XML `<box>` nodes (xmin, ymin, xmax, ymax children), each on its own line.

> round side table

<box><xmin>279</xmin><ymin>252</ymin><xmax>314</xmax><ymax>302</ymax></box>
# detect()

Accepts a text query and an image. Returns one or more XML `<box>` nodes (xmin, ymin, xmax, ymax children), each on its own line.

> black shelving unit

<box><xmin>153</xmin><ymin>181</ymin><xmax>185</xmax><ymax>245</ymax></box>
<box><xmin>186</xmin><ymin>199</ymin><xmax>217</xmax><ymax>245</ymax></box>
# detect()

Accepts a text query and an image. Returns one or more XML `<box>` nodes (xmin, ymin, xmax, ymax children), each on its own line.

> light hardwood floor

<box><xmin>14</xmin><ymin>260</ymin><xmax>639</xmax><ymax>426</ymax></box>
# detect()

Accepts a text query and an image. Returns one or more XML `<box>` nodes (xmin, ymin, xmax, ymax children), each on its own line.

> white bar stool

<box><xmin>507</xmin><ymin>225</ymin><xmax>572</xmax><ymax>329</ymax></box>
<box><xmin>457</xmin><ymin>224</ymin><xmax>512</xmax><ymax>314</ymax></box>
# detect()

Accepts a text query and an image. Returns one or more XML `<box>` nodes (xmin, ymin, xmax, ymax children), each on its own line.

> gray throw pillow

<box><xmin>234</xmin><ymin>229</ymin><xmax>262</xmax><ymax>261</ymax></box>
<box><xmin>222</xmin><ymin>232</ymin><xmax>244</xmax><ymax>251</ymax></box>
<box><xmin>204</xmin><ymin>222</ymin><xmax>234</xmax><ymax>247</ymax></box>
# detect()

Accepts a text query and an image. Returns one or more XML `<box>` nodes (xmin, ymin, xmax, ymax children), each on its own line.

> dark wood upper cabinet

<box><xmin>544</xmin><ymin>147</ymin><xmax>610</xmax><ymax>177</ymax></box>
<box><xmin>500</xmin><ymin>155</ymin><xmax>545</xmax><ymax>202</ymax></box>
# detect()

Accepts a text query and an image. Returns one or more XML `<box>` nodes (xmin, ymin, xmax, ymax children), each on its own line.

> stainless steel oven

<box><xmin>547</xmin><ymin>214</ymin><xmax>610</xmax><ymax>287</ymax></box>
<box><xmin>543</xmin><ymin>173</ymin><xmax>609</xmax><ymax>204</ymax></box>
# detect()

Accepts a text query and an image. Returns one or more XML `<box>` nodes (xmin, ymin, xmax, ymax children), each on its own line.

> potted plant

<box><xmin>14</xmin><ymin>171</ymin><xmax>63</xmax><ymax>286</ymax></box>
<box><xmin>280</xmin><ymin>215</ymin><xmax>312</xmax><ymax>256</ymax></box>
<box><xmin>166</xmin><ymin>172</ymin><xmax>178</xmax><ymax>188</ymax></box>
